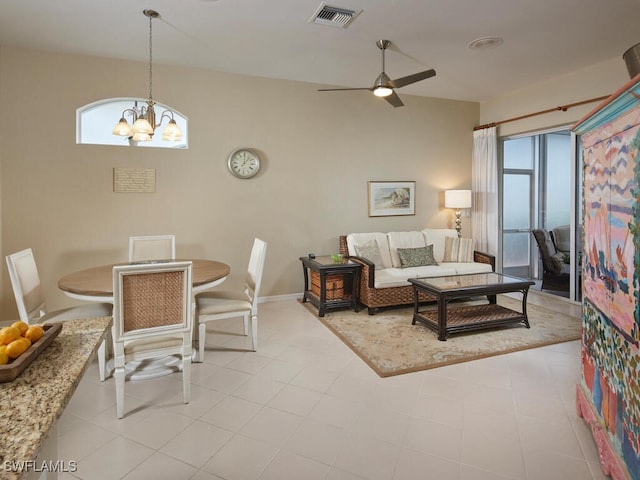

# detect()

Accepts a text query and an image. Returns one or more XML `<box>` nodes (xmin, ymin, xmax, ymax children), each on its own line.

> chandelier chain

<box><xmin>148</xmin><ymin>12</ymin><xmax>153</xmax><ymax>101</ymax></box>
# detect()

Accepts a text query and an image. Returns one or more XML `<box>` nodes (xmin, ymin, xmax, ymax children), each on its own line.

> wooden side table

<box><xmin>300</xmin><ymin>255</ymin><xmax>361</xmax><ymax>317</ymax></box>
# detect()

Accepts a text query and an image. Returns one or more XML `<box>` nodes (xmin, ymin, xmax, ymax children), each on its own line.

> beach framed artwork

<box><xmin>368</xmin><ymin>181</ymin><xmax>415</xmax><ymax>217</ymax></box>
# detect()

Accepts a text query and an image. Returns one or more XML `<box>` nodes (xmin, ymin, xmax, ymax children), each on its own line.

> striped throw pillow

<box><xmin>443</xmin><ymin>237</ymin><xmax>474</xmax><ymax>262</ymax></box>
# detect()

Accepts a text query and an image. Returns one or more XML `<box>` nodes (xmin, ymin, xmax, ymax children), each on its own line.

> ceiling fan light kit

<box><xmin>318</xmin><ymin>39</ymin><xmax>436</xmax><ymax>107</ymax></box>
<box><xmin>373</xmin><ymin>87</ymin><xmax>393</xmax><ymax>97</ymax></box>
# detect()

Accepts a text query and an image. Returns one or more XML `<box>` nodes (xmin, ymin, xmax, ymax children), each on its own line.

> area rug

<box><xmin>306</xmin><ymin>296</ymin><xmax>582</xmax><ymax>377</ymax></box>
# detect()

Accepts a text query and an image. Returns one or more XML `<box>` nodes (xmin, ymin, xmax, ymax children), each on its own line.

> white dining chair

<box><xmin>112</xmin><ymin>261</ymin><xmax>193</xmax><ymax>419</ymax></box>
<box><xmin>5</xmin><ymin>248</ymin><xmax>113</xmax><ymax>380</ymax></box>
<box><xmin>128</xmin><ymin>234</ymin><xmax>176</xmax><ymax>262</ymax></box>
<box><xmin>195</xmin><ymin>238</ymin><xmax>267</xmax><ymax>361</ymax></box>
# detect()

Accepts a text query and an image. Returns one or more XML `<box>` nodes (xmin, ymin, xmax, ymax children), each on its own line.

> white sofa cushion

<box><xmin>374</xmin><ymin>262</ymin><xmax>492</xmax><ymax>288</ymax></box>
<box><xmin>387</xmin><ymin>231</ymin><xmax>427</xmax><ymax>268</ymax></box>
<box><xmin>422</xmin><ymin>228</ymin><xmax>459</xmax><ymax>263</ymax></box>
<box><xmin>374</xmin><ymin>265</ymin><xmax>458</xmax><ymax>288</ymax></box>
<box><xmin>448</xmin><ymin>262</ymin><xmax>493</xmax><ymax>275</ymax></box>
<box><xmin>346</xmin><ymin>233</ymin><xmax>393</xmax><ymax>269</ymax></box>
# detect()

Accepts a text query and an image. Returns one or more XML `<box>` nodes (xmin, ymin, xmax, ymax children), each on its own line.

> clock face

<box><xmin>228</xmin><ymin>149</ymin><xmax>261</xmax><ymax>179</ymax></box>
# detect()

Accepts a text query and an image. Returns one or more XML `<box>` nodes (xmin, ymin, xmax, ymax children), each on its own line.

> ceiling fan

<box><xmin>318</xmin><ymin>39</ymin><xmax>436</xmax><ymax>107</ymax></box>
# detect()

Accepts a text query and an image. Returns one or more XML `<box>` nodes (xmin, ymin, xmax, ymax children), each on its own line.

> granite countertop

<box><xmin>0</xmin><ymin>317</ymin><xmax>112</xmax><ymax>479</ymax></box>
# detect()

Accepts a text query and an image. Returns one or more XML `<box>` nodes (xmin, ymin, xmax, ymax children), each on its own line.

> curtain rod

<box><xmin>474</xmin><ymin>95</ymin><xmax>610</xmax><ymax>131</ymax></box>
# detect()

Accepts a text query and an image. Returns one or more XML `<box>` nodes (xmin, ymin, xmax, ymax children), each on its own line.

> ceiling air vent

<box><xmin>309</xmin><ymin>3</ymin><xmax>361</xmax><ymax>28</ymax></box>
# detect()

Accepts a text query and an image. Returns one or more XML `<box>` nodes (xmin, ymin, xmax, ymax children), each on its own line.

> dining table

<box><xmin>58</xmin><ymin>258</ymin><xmax>230</xmax><ymax>302</ymax></box>
<box><xmin>57</xmin><ymin>258</ymin><xmax>231</xmax><ymax>380</ymax></box>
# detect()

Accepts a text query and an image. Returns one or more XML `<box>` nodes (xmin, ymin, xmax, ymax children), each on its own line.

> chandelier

<box><xmin>112</xmin><ymin>10</ymin><xmax>182</xmax><ymax>143</ymax></box>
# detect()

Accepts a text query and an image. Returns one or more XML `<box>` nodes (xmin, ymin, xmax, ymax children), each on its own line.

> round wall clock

<box><xmin>227</xmin><ymin>148</ymin><xmax>261</xmax><ymax>179</ymax></box>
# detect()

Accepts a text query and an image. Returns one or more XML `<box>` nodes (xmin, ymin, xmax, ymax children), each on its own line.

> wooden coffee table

<box><xmin>408</xmin><ymin>273</ymin><xmax>535</xmax><ymax>341</ymax></box>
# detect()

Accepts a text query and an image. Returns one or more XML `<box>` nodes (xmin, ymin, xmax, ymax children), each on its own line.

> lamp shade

<box><xmin>445</xmin><ymin>190</ymin><xmax>472</xmax><ymax>209</ymax></box>
<box><xmin>112</xmin><ymin>118</ymin><xmax>133</xmax><ymax>137</ymax></box>
<box><xmin>162</xmin><ymin>119</ymin><xmax>183</xmax><ymax>141</ymax></box>
<box><xmin>132</xmin><ymin>117</ymin><xmax>154</xmax><ymax>135</ymax></box>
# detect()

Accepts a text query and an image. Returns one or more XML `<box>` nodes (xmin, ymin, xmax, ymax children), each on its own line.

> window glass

<box><xmin>503</xmin><ymin>137</ymin><xmax>533</xmax><ymax>169</ymax></box>
<box><xmin>544</xmin><ymin>133</ymin><xmax>571</xmax><ymax>228</ymax></box>
<box><xmin>503</xmin><ymin>173</ymin><xmax>531</xmax><ymax>230</ymax></box>
<box><xmin>503</xmin><ymin>232</ymin><xmax>530</xmax><ymax>269</ymax></box>
<box><xmin>76</xmin><ymin>98</ymin><xmax>188</xmax><ymax>149</ymax></box>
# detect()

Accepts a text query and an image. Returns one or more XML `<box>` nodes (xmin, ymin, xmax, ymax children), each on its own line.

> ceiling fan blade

<box><xmin>390</xmin><ymin>69</ymin><xmax>436</xmax><ymax>88</ymax></box>
<box><xmin>318</xmin><ymin>87</ymin><xmax>372</xmax><ymax>92</ymax></box>
<box><xmin>383</xmin><ymin>91</ymin><xmax>404</xmax><ymax>108</ymax></box>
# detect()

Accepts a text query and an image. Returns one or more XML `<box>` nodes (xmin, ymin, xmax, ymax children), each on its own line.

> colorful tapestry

<box><xmin>583</xmin><ymin>124</ymin><xmax>639</xmax><ymax>342</ymax></box>
<box><xmin>576</xmin><ymin>81</ymin><xmax>640</xmax><ymax>479</ymax></box>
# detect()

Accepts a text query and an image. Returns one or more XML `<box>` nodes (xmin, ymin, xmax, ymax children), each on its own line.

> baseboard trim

<box><xmin>257</xmin><ymin>293</ymin><xmax>303</xmax><ymax>303</ymax></box>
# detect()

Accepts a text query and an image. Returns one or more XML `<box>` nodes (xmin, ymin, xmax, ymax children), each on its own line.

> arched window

<box><xmin>76</xmin><ymin>98</ymin><xmax>188</xmax><ymax>149</ymax></box>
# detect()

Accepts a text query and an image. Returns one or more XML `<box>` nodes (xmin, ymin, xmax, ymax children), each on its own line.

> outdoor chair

<box><xmin>532</xmin><ymin>229</ymin><xmax>570</xmax><ymax>293</ymax></box>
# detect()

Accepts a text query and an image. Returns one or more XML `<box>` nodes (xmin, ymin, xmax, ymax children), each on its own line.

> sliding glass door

<box><xmin>500</xmin><ymin>128</ymin><xmax>581</xmax><ymax>301</ymax></box>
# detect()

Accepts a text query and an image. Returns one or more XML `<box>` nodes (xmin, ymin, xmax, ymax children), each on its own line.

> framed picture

<box><xmin>368</xmin><ymin>181</ymin><xmax>416</xmax><ymax>217</ymax></box>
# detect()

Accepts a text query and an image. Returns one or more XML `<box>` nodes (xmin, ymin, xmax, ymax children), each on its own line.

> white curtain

<box><xmin>471</xmin><ymin>126</ymin><xmax>499</xmax><ymax>257</ymax></box>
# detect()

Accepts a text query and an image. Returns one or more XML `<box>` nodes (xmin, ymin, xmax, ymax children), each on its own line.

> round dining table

<box><xmin>58</xmin><ymin>259</ymin><xmax>230</xmax><ymax>302</ymax></box>
<box><xmin>57</xmin><ymin>259</ymin><xmax>230</xmax><ymax>380</ymax></box>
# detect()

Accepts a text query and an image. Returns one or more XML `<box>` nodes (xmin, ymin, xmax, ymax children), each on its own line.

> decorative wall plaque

<box><xmin>113</xmin><ymin>168</ymin><xmax>156</xmax><ymax>193</ymax></box>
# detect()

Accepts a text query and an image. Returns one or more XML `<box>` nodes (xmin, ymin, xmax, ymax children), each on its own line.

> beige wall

<box><xmin>480</xmin><ymin>57</ymin><xmax>630</xmax><ymax>137</ymax></box>
<box><xmin>0</xmin><ymin>46</ymin><xmax>478</xmax><ymax>319</ymax></box>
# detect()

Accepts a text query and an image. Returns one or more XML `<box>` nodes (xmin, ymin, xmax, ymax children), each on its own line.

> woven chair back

<box><xmin>122</xmin><ymin>270</ymin><xmax>186</xmax><ymax>332</ymax></box>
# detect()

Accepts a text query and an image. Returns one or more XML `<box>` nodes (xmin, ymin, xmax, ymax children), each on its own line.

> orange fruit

<box><xmin>11</xmin><ymin>321</ymin><xmax>28</xmax><ymax>336</ymax></box>
<box><xmin>0</xmin><ymin>351</ymin><xmax>8</xmax><ymax>365</ymax></box>
<box><xmin>6</xmin><ymin>337</ymin><xmax>30</xmax><ymax>359</ymax></box>
<box><xmin>0</xmin><ymin>326</ymin><xmax>21</xmax><ymax>345</ymax></box>
<box><xmin>24</xmin><ymin>325</ymin><xmax>44</xmax><ymax>343</ymax></box>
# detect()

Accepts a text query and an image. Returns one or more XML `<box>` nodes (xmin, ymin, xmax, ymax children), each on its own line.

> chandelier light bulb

<box><xmin>132</xmin><ymin>131</ymin><xmax>152</xmax><ymax>142</ymax></box>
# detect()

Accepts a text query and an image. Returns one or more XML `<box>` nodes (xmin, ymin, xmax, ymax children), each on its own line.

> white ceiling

<box><xmin>1</xmin><ymin>0</ymin><xmax>640</xmax><ymax>103</ymax></box>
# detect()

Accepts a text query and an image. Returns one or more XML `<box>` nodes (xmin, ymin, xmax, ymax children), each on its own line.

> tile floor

<box><xmin>55</xmin><ymin>293</ymin><xmax>609</xmax><ymax>480</ymax></box>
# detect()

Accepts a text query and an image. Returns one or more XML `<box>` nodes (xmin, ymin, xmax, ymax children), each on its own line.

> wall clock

<box><xmin>227</xmin><ymin>148</ymin><xmax>261</xmax><ymax>179</ymax></box>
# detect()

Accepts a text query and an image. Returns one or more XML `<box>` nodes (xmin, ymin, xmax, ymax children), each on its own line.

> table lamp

<box><xmin>445</xmin><ymin>190</ymin><xmax>472</xmax><ymax>237</ymax></box>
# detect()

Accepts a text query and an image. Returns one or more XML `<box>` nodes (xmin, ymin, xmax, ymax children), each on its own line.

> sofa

<box><xmin>339</xmin><ymin>228</ymin><xmax>495</xmax><ymax>314</ymax></box>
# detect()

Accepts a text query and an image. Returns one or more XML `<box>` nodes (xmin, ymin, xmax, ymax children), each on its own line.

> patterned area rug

<box><xmin>306</xmin><ymin>296</ymin><xmax>582</xmax><ymax>377</ymax></box>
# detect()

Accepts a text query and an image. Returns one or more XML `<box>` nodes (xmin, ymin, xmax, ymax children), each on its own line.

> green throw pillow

<box><xmin>397</xmin><ymin>245</ymin><xmax>438</xmax><ymax>268</ymax></box>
